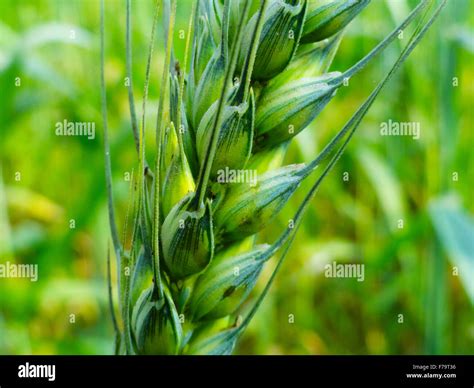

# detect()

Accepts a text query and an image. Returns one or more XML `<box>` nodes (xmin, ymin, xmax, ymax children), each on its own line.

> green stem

<box><xmin>121</xmin><ymin>169</ymin><xmax>135</xmax><ymax>248</ymax></box>
<box><xmin>107</xmin><ymin>245</ymin><xmax>121</xmax><ymax>355</ymax></box>
<box><xmin>141</xmin><ymin>1</ymin><xmax>160</xmax><ymax>143</ymax></box>
<box><xmin>100</xmin><ymin>0</ymin><xmax>122</xmax><ymax>293</ymax></box>
<box><xmin>125</xmin><ymin>0</ymin><xmax>140</xmax><ymax>154</ymax></box>
<box><xmin>236</xmin><ymin>0</ymin><xmax>447</xmax><ymax>337</ymax></box>
<box><xmin>234</xmin><ymin>0</ymin><xmax>268</xmax><ymax>104</ymax></box>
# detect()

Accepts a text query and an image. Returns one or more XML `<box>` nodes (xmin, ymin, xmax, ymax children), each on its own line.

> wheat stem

<box><xmin>152</xmin><ymin>0</ymin><xmax>177</xmax><ymax>300</ymax></box>
<box><xmin>126</xmin><ymin>0</ymin><xmax>140</xmax><ymax>154</ymax></box>
<box><xmin>100</xmin><ymin>0</ymin><xmax>122</xmax><ymax>291</ymax></box>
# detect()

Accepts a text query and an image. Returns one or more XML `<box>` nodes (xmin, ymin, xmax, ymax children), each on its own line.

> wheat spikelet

<box><xmin>100</xmin><ymin>0</ymin><xmax>446</xmax><ymax>355</ymax></box>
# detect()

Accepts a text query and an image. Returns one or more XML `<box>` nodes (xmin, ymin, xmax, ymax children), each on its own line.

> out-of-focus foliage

<box><xmin>0</xmin><ymin>0</ymin><xmax>472</xmax><ymax>355</ymax></box>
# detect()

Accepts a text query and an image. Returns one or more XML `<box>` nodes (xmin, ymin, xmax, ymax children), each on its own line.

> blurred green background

<box><xmin>0</xmin><ymin>0</ymin><xmax>472</xmax><ymax>355</ymax></box>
